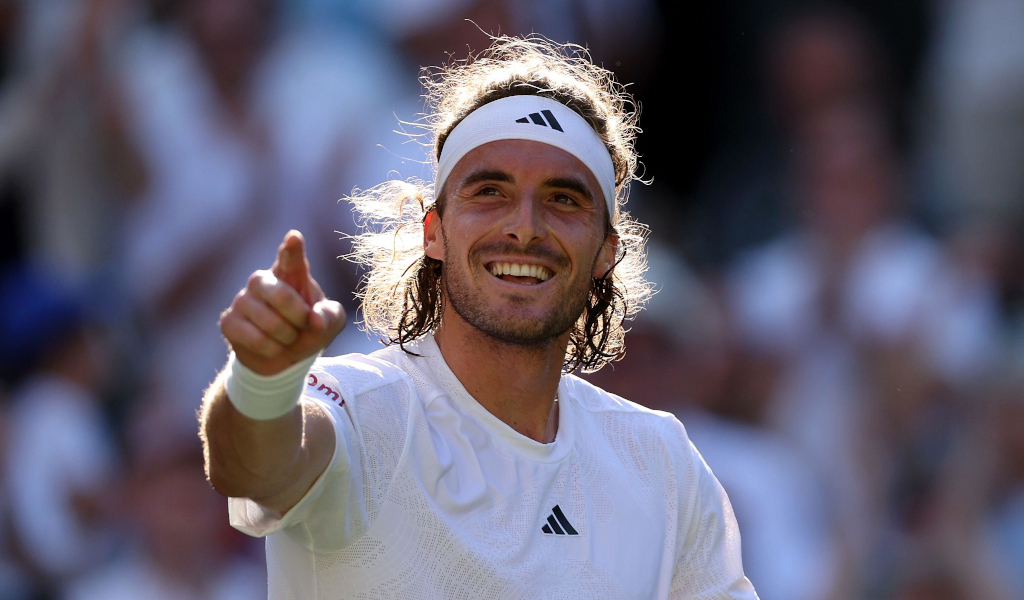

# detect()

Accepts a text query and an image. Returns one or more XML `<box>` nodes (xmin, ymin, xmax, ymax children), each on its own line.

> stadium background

<box><xmin>0</xmin><ymin>0</ymin><xmax>1022</xmax><ymax>598</ymax></box>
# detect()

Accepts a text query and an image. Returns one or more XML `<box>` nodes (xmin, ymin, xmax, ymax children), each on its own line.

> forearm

<box><xmin>200</xmin><ymin>230</ymin><xmax>345</xmax><ymax>512</ymax></box>
<box><xmin>200</xmin><ymin>369</ymin><xmax>335</xmax><ymax>512</ymax></box>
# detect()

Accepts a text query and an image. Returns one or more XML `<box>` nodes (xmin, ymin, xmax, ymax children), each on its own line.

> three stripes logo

<box><xmin>515</xmin><ymin>110</ymin><xmax>564</xmax><ymax>132</ymax></box>
<box><xmin>541</xmin><ymin>505</ymin><xmax>578</xmax><ymax>536</ymax></box>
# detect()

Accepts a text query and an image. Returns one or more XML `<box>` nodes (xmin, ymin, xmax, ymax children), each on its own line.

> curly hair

<box><xmin>345</xmin><ymin>36</ymin><xmax>653</xmax><ymax>373</ymax></box>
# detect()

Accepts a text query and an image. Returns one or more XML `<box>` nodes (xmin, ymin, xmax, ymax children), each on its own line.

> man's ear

<box><xmin>592</xmin><ymin>232</ymin><xmax>618</xmax><ymax>279</ymax></box>
<box><xmin>423</xmin><ymin>209</ymin><xmax>445</xmax><ymax>261</ymax></box>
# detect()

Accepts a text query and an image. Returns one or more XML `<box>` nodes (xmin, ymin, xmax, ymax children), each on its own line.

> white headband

<box><xmin>435</xmin><ymin>95</ymin><xmax>617</xmax><ymax>216</ymax></box>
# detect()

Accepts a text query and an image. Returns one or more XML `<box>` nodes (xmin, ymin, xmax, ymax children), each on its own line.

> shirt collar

<box><xmin>411</xmin><ymin>333</ymin><xmax>575</xmax><ymax>463</ymax></box>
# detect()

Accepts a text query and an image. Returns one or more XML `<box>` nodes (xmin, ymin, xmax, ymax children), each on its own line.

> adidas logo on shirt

<box><xmin>515</xmin><ymin>110</ymin><xmax>564</xmax><ymax>132</ymax></box>
<box><xmin>540</xmin><ymin>505</ymin><xmax>578</xmax><ymax>535</ymax></box>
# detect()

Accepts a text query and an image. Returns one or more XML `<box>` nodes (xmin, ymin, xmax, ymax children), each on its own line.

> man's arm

<box><xmin>199</xmin><ymin>230</ymin><xmax>346</xmax><ymax>513</ymax></box>
<box><xmin>200</xmin><ymin>375</ymin><xmax>336</xmax><ymax>513</ymax></box>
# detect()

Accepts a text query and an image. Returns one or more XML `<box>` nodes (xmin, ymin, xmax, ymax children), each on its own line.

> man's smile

<box><xmin>485</xmin><ymin>260</ymin><xmax>554</xmax><ymax>285</ymax></box>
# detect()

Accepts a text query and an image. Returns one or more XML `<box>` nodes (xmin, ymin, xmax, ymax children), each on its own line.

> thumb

<box><xmin>272</xmin><ymin>230</ymin><xmax>311</xmax><ymax>299</ymax></box>
<box><xmin>309</xmin><ymin>299</ymin><xmax>346</xmax><ymax>338</ymax></box>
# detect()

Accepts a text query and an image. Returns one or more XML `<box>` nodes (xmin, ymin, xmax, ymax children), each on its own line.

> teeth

<box><xmin>488</xmin><ymin>262</ymin><xmax>553</xmax><ymax>282</ymax></box>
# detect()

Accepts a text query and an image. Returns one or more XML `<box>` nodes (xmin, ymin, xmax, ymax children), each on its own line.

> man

<box><xmin>200</xmin><ymin>37</ymin><xmax>759</xmax><ymax>599</ymax></box>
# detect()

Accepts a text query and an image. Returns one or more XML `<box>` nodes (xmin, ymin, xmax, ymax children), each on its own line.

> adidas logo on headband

<box><xmin>515</xmin><ymin>110</ymin><xmax>563</xmax><ymax>132</ymax></box>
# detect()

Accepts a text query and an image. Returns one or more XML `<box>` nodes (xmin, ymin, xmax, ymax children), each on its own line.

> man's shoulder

<box><xmin>563</xmin><ymin>375</ymin><xmax>699</xmax><ymax>479</ymax></box>
<box><xmin>311</xmin><ymin>346</ymin><xmax>413</xmax><ymax>397</ymax></box>
<box><xmin>563</xmin><ymin>374</ymin><xmax>689</xmax><ymax>439</ymax></box>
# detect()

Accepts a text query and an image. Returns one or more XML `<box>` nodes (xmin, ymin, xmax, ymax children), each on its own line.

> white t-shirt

<box><xmin>229</xmin><ymin>335</ymin><xmax>758</xmax><ymax>599</ymax></box>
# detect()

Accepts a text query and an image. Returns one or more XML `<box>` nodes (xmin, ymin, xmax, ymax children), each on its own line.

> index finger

<box><xmin>271</xmin><ymin>231</ymin><xmax>311</xmax><ymax>300</ymax></box>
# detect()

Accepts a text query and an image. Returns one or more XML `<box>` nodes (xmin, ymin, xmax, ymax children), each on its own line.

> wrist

<box><xmin>224</xmin><ymin>352</ymin><xmax>320</xmax><ymax>420</ymax></box>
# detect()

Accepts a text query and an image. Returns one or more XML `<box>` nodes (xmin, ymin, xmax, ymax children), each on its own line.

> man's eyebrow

<box><xmin>459</xmin><ymin>169</ymin><xmax>515</xmax><ymax>188</ymax></box>
<box><xmin>543</xmin><ymin>177</ymin><xmax>595</xmax><ymax>203</ymax></box>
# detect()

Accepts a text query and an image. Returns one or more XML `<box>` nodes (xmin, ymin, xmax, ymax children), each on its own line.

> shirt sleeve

<box><xmin>227</xmin><ymin>372</ymin><xmax>374</xmax><ymax>553</ymax></box>
<box><xmin>670</xmin><ymin>438</ymin><xmax>760</xmax><ymax>600</ymax></box>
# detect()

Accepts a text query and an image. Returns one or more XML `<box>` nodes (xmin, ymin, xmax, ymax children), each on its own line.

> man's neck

<box><xmin>433</xmin><ymin>316</ymin><xmax>566</xmax><ymax>444</ymax></box>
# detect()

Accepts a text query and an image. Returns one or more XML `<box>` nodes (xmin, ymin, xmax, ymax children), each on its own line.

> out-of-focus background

<box><xmin>0</xmin><ymin>0</ymin><xmax>1022</xmax><ymax>598</ymax></box>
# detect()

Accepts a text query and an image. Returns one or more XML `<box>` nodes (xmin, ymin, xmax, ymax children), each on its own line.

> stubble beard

<box><xmin>440</xmin><ymin>237</ymin><xmax>593</xmax><ymax>349</ymax></box>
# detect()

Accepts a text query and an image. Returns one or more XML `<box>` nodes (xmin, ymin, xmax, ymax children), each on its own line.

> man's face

<box><xmin>424</xmin><ymin>139</ymin><xmax>616</xmax><ymax>347</ymax></box>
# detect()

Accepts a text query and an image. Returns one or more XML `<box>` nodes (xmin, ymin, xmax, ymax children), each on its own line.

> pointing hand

<box><xmin>219</xmin><ymin>231</ymin><xmax>346</xmax><ymax>376</ymax></box>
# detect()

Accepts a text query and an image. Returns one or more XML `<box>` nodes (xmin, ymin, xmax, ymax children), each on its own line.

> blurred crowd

<box><xmin>0</xmin><ymin>0</ymin><xmax>1021</xmax><ymax>599</ymax></box>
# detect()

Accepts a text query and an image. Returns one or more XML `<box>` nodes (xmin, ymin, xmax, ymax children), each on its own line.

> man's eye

<box><xmin>477</xmin><ymin>186</ymin><xmax>501</xmax><ymax>196</ymax></box>
<box><xmin>553</xmin><ymin>193</ymin><xmax>579</xmax><ymax>206</ymax></box>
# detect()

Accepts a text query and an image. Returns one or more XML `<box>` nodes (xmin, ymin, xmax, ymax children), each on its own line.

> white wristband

<box><xmin>224</xmin><ymin>351</ymin><xmax>321</xmax><ymax>420</ymax></box>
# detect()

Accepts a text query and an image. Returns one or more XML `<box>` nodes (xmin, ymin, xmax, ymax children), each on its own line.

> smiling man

<box><xmin>199</xmin><ymin>37</ymin><xmax>758</xmax><ymax>599</ymax></box>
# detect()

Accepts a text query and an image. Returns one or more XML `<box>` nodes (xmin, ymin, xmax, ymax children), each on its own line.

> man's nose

<box><xmin>502</xmin><ymin>196</ymin><xmax>546</xmax><ymax>246</ymax></box>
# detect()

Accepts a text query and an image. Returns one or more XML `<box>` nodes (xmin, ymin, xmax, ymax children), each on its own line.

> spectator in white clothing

<box><xmin>0</xmin><ymin>267</ymin><xmax>118</xmax><ymax>592</ymax></box>
<box><xmin>66</xmin><ymin>399</ymin><xmax>263</xmax><ymax>600</ymax></box>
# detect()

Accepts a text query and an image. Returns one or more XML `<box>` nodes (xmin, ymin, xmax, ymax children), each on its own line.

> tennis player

<box><xmin>200</xmin><ymin>37</ymin><xmax>758</xmax><ymax>599</ymax></box>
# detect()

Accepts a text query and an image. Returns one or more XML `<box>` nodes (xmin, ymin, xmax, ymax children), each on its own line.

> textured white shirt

<box><xmin>229</xmin><ymin>335</ymin><xmax>757</xmax><ymax>599</ymax></box>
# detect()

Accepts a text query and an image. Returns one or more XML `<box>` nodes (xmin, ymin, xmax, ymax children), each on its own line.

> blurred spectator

<box><xmin>113</xmin><ymin>0</ymin><xmax>406</xmax><ymax>424</ymax></box>
<box><xmin>726</xmin><ymin>90</ymin><xmax>1000</xmax><ymax>598</ymax></box>
<box><xmin>65</xmin><ymin>399</ymin><xmax>263</xmax><ymax>600</ymax></box>
<box><xmin>917</xmin><ymin>0</ymin><xmax>1024</xmax><ymax>399</ymax></box>
<box><xmin>919</xmin><ymin>0</ymin><xmax>1024</xmax><ymax>227</ymax></box>
<box><xmin>362</xmin><ymin>0</ymin><xmax>658</xmax><ymax>72</ymax></box>
<box><xmin>0</xmin><ymin>0</ymin><xmax>140</xmax><ymax>286</ymax></box>
<box><xmin>922</xmin><ymin>353</ymin><xmax>1024</xmax><ymax>599</ymax></box>
<box><xmin>688</xmin><ymin>6</ymin><xmax>895</xmax><ymax>267</ymax></box>
<box><xmin>0</xmin><ymin>268</ymin><xmax>118</xmax><ymax>592</ymax></box>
